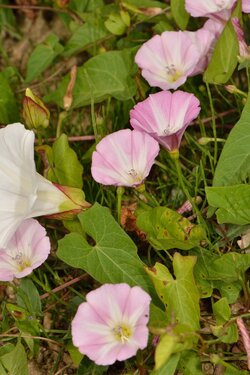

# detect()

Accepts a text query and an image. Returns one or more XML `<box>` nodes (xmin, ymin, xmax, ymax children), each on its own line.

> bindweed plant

<box><xmin>0</xmin><ymin>0</ymin><xmax>250</xmax><ymax>374</ymax></box>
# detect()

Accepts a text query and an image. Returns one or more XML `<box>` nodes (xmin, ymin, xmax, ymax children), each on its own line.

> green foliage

<box><xmin>0</xmin><ymin>342</ymin><xmax>28</xmax><ymax>375</ymax></box>
<box><xmin>26</xmin><ymin>33</ymin><xmax>64</xmax><ymax>82</ymax></box>
<box><xmin>170</xmin><ymin>0</ymin><xmax>189</xmax><ymax>30</ymax></box>
<box><xmin>203</xmin><ymin>2</ymin><xmax>241</xmax><ymax>84</ymax></box>
<box><xmin>208</xmin><ymin>252</ymin><xmax>250</xmax><ymax>282</ymax></box>
<box><xmin>104</xmin><ymin>11</ymin><xmax>130</xmax><ymax>36</ymax></box>
<box><xmin>123</xmin><ymin>0</ymin><xmax>165</xmax><ymax>8</ymax></box>
<box><xmin>212</xmin><ymin>298</ymin><xmax>238</xmax><ymax>344</ymax></box>
<box><xmin>1</xmin><ymin>0</ymin><xmax>250</xmax><ymax>372</ymax></box>
<box><xmin>69</xmin><ymin>0</ymin><xmax>104</xmax><ymax>12</ymax></box>
<box><xmin>37</xmin><ymin>134</ymin><xmax>83</xmax><ymax>188</ymax></box>
<box><xmin>0</xmin><ymin>69</ymin><xmax>19</xmax><ymax>123</ymax></box>
<box><xmin>192</xmin><ymin>247</ymin><xmax>216</xmax><ymax>298</ymax></box>
<box><xmin>178</xmin><ymin>351</ymin><xmax>203</xmax><ymax>375</ymax></box>
<box><xmin>212</xmin><ymin>94</ymin><xmax>250</xmax><ymax>186</ymax></box>
<box><xmin>151</xmin><ymin>353</ymin><xmax>180</xmax><ymax>375</ymax></box>
<box><xmin>67</xmin><ymin>342</ymin><xmax>84</xmax><ymax>366</ymax></box>
<box><xmin>192</xmin><ymin>249</ymin><xmax>250</xmax><ymax>303</ymax></box>
<box><xmin>77</xmin><ymin>357</ymin><xmax>108</xmax><ymax>375</ymax></box>
<box><xmin>57</xmin><ymin>203</ymin><xmax>155</xmax><ymax>295</ymax></box>
<box><xmin>64</xmin><ymin>20</ymin><xmax>109</xmax><ymax>57</ymax></box>
<box><xmin>206</xmin><ymin>184</ymin><xmax>250</xmax><ymax>224</ymax></box>
<box><xmin>136</xmin><ymin>206</ymin><xmax>206</xmax><ymax>251</ymax></box>
<box><xmin>154</xmin><ymin>325</ymin><xmax>196</xmax><ymax>370</ymax></box>
<box><xmin>146</xmin><ymin>254</ymin><xmax>200</xmax><ymax>331</ymax></box>
<box><xmin>17</xmin><ymin>279</ymin><xmax>41</xmax><ymax>315</ymax></box>
<box><xmin>45</xmin><ymin>49</ymin><xmax>137</xmax><ymax>108</ymax></box>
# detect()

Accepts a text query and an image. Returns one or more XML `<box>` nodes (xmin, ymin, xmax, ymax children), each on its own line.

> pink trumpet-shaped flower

<box><xmin>0</xmin><ymin>219</ymin><xmax>50</xmax><ymax>281</ymax></box>
<box><xmin>91</xmin><ymin>129</ymin><xmax>160</xmax><ymax>187</ymax></box>
<box><xmin>72</xmin><ymin>283</ymin><xmax>151</xmax><ymax>366</ymax></box>
<box><xmin>130</xmin><ymin>91</ymin><xmax>200</xmax><ymax>152</ymax></box>
<box><xmin>135</xmin><ymin>29</ymin><xmax>214</xmax><ymax>90</ymax></box>
<box><xmin>183</xmin><ymin>28</ymin><xmax>217</xmax><ymax>75</ymax></box>
<box><xmin>185</xmin><ymin>0</ymin><xmax>236</xmax><ymax>21</ymax></box>
<box><xmin>203</xmin><ymin>18</ymin><xmax>225</xmax><ymax>39</ymax></box>
<box><xmin>242</xmin><ymin>0</ymin><xmax>250</xmax><ymax>13</ymax></box>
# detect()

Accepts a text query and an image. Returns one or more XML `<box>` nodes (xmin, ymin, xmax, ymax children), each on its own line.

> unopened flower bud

<box><xmin>225</xmin><ymin>85</ymin><xmax>237</xmax><ymax>94</ymax></box>
<box><xmin>198</xmin><ymin>137</ymin><xmax>225</xmax><ymax>145</ymax></box>
<box><xmin>225</xmin><ymin>85</ymin><xmax>247</xmax><ymax>97</ymax></box>
<box><xmin>23</xmin><ymin>88</ymin><xmax>50</xmax><ymax>129</ymax></box>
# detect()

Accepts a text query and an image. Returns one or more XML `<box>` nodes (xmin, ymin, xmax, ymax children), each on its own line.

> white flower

<box><xmin>0</xmin><ymin>123</ymin><xmax>86</xmax><ymax>248</ymax></box>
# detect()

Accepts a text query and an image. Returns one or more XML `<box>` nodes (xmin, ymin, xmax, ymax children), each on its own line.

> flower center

<box><xmin>165</xmin><ymin>64</ymin><xmax>182</xmax><ymax>83</ymax></box>
<box><xmin>127</xmin><ymin>169</ymin><xmax>142</xmax><ymax>184</ymax></box>
<box><xmin>113</xmin><ymin>324</ymin><xmax>132</xmax><ymax>344</ymax></box>
<box><xmin>216</xmin><ymin>1</ymin><xmax>226</xmax><ymax>10</ymax></box>
<box><xmin>12</xmin><ymin>252</ymin><xmax>31</xmax><ymax>271</ymax></box>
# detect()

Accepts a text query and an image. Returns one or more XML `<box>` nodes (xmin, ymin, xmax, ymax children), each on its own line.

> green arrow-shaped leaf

<box><xmin>57</xmin><ymin>203</ymin><xmax>154</xmax><ymax>295</ymax></box>
<box><xmin>146</xmin><ymin>253</ymin><xmax>200</xmax><ymax>331</ymax></box>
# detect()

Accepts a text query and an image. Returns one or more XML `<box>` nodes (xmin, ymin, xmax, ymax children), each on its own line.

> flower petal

<box><xmin>71</xmin><ymin>283</ymin><xmax>151</xmax><ymax>366</ymax></box>
<box><xmin>130</xmin><ymin>90</ymin><xmax>200</xmax><ymax>151</ymax></box>
<box><xmin>0</xmin><ymin>219</ymin><xmax>50</xmax><ymax>281</ymax></box>
<box><xmin>91</xmin><ymin>130</ymin><xmax>159</xmax><ymax>186</ymax></box>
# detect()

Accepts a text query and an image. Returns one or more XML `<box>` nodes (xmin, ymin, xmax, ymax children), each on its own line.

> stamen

<box><xmin>128</xmin><ymin>168</ymin><xmax>137</xmax><ymax>177</ymax></box>
<box><xmin>12</xmin><ymin>252</ymin><xmax>23</xmax><ymax>265</ymax></box>
<box><xmin>165</xmin><ymin>64</ymin><xmax>176</xmax><ymax>75</ymax></box>
<box><xmin>12</xmin><ymin>251</ymin><xmax>31</xmax><ymax>271</ymax></box>
<box><xmin>217</xmin><ymin>0</ymin><xmax>226</xmax><ymax>10</ymax></box>
<box><xmin>113</xmin><ymin>325</ymin><xmax>132</xmax><ymax>344</ymax></box>
<box><xmin>165</xmin><ymin>64</ymin><xmax>182</xmax><ymax>83</ymax></box>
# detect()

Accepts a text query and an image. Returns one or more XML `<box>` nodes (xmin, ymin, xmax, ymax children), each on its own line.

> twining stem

<box><xmin>154</xmin><ymin>160</ymin><xmax>168</xmax><ymax>172</ymax></box>
<box><xmin>206</xmin><ymin>83</ymin><xmax>218</xmax><ymax>166</ymax></box>
<box><xmin>135</xmin><ymin>184</ymin><xmax>159</xmax><ymax>207</ymax></box>
<box><xmin>91</xmin><ymin>98</ymin><xmax>99</xmax><ymax>143</ymax></box>
<box><xmin>171</xmin><ymin>151</ymin><xmax>206</xmax><ymax>229</ymax></box>
<box><xmin>117</xmin><ymin>186</ymin><xmax>124</xmax><ymax>224</ymax></box>
<box><xmin>142</xmin><ymin>190</ymin><xmax>159</xmax><ymax>206</ymax></box>
<box><xmin>210</xmin><ymin>354</ymin><xmax>243</xmax><ymax>371</ymax></box>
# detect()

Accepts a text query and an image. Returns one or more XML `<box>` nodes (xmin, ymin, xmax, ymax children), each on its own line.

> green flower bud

<box><xmin>22</xmin><ymin>88</ymin><xmax>50</xmax><ymax>129</ymax></box>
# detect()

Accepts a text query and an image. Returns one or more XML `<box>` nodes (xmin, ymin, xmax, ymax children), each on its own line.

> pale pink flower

<box><xmin>203</xmin><ymin>18</ymin><xmax>225</xmax><ymax>40</ymax></box>
<box><xmin>91</xmin><ymin>129</ymin><xmax>160</xmax><ymax>186</ymax></box>
<box><xmin>242</xmin><ymin>0</ymin><xmax>250</xmax><ymax>13</ymax></box>
<box><xmin>0</xmin><ymin>219</ymin><xmax>50</xmax><ymax>281</ymax></box>
<box><xmin>71</xmin><ymin>283</ymin><xmax>151</xmax><ymax>366</ymax></box>
<box><xmin>183</xmin><ymin>28</ymin><xmax>217</xmax><ymax>75</ymax></box>
<box><xmin>130</xmin><ymin>91</ymin><xmax>200</xmax><ymax>152</ymax></box>
<box><xmin>185</xmin><ymin>0</ymin><xmax>236</xmax><ymax>21</ymax></box>
<box><xmin>135</xmin><ymin>31</ymin><xmax>201</xmax><ymax>90</ymax></box>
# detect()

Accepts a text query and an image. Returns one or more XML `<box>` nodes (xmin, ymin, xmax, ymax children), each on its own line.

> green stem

<box><xmin>206</xmin><ymin>83</ymin><xmax>218</xmax><ymax>165</ymax></box>
<box><xmin>36</xmin><ymin>131</ymin><xmax>43</xmax><ymax>146</ymax></box>
<box><xmin>246</xmin><ymin>67</ymin><xmax>250</xmax><ymax>92</ymax></box>
<box><xmin>91</xmin><ymin>97</ymin><xmax>99</xmax><ymax>142</ymax></box>
<box><xmin>56</xmin><ymin>111</ymin><xmax>67</xmax><ymax>138</ymax></box>
<box><xmin>210</xmin><ymin>354</ymin><xmax>242</xmax><ymax>371</ymax></box>
<box><xmin>117</xmin><ymin>186</ymin><xmax>124</xmax><ymax>224</ymax></box>
<box><xmin>135</xmin><ymin>184</ymin><xmax>159</xmax><ymax>207</ymax></box>
<box><xmin>172</xmin><ymin>153</ymin><xmax>206</xmax><ymax>229</ymax></box>
<box><xmin>142</xmin><ymin>190</ymin><xmax>159</xmax><ymax>207</ymax></box>
<box><xmin>154</xmin><ymin>159</ymin><xmax>168</xmax><ymax>172</ymax></box>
